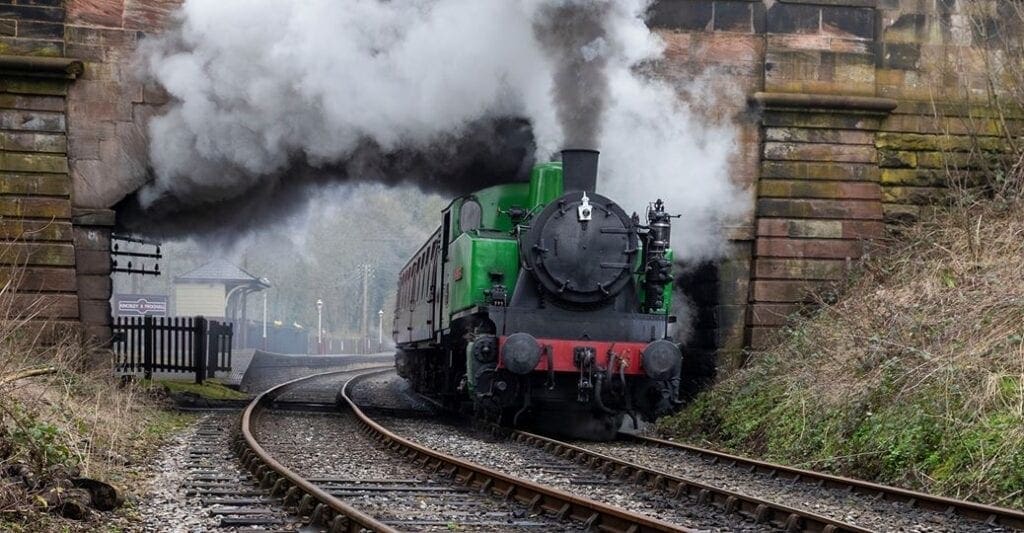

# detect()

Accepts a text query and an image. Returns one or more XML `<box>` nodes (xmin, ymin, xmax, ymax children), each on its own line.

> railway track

<box><xmin>358</xmin><ymin>372</ymin><xmax>1023</xmax><ymax>533</ymax></box>
<box><xmin>236</xmin><ymin>367</ymin><xmax>687</xmax><ymax>532</ymax></box>
<box><xmin>377</xmin><ymin>417</ymin><xmax>1024</xmax><ymax>533</ymax></box>
<box><xmin>148</xmin><ymin>365</ymin><xmax>393</xmax><ymax>532</ymax></box>
<box><xmin>228</xmin><ymin>366</ymin><xmax>1023</xmax><ymax>532</ymax></box>
<box><xmin>507</xmin><ymin>431</ymin><xmax>1022</xmax><ymax>533</ymax></box>
<box><xmin>607</xmin><ymin>434</ymin><xmax>1024</xmax><ymax>531</ymax></box>
<box><xmin>378</xmin><ymin>417</ymin><xmax>861</xmax><ymax>532</ymax></box>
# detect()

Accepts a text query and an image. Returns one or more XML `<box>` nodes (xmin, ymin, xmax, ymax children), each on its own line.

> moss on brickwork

<box><xmin>0</xmin><ymin>173</ymin><xmax>70</xmax><ymax>196</ymax></box>
<box><xmin>876</xmin><ymin>132</ymin><xmax>1008</xmax><ymax>152</ymax></box>
<box><xmin>882</xmin><ymin>186</ymin><xmax>948</xmax><ymax>205</ymax></box>
<box><xmin>0</xmin><ymin>197</ymin><xmax>70</xmax><ymax>219</ymax></box>
<box><xmin>0</xmin><ymin>41</ymin><xmax>61</xmax><ymax>58</ymax></box>
<box><xmin>1</xmin><ymin>78</ymin><xmax>69</xmax><ymax>96</ymax></box>
<box><xmin>878</xmin><ymin>150</ymin><xmax>917</xmax><ymax>169</ymax></box>
<box><xmin>879</xmin><ymin>169</ymin><xmax>945</xmax><ymax>186</ymax></box>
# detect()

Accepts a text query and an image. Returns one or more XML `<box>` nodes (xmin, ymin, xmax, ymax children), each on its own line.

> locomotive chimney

<box><xmin>561</xmin><ymin>149</ymin><xmax>599</xmax><ymax>193</ymax></box>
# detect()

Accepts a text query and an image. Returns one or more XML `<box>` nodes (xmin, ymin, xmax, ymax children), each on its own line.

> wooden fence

<box><xmin>113</xmin><ymin>316</ymin><xmax>233</xmax><ymax>383</ymax></box>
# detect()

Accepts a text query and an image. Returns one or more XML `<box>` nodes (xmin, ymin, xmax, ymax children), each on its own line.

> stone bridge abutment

<box><xmin>0</xmin><ymin>1</ymin><xmax>1007</xmax><ymax>365</ymax></box>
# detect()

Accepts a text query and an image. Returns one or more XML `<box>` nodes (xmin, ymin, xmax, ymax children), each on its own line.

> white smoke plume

<box><xmin>131</xmin><ymin>0</ymin><xmax>746</xmax><ymax>260</ymax></box>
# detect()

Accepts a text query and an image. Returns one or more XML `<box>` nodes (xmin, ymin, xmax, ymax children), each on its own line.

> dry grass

<box><xmin>786</xmin><ymin>199</ymin><xmax>1024</xmax><ymax>413</ymax></box>
<box><xmin>661</xmin><ymin>198</ymin><xmax>1024</xmax><ymax>508</ymax></box>
<box><xmin>0</xmin><ymin>250</ymin><xmax>193</xmax><ymax>529</ymax></box>
<box><xmin>950</xmin><ymin>2</ymin><xmax>1024</xmax><ymax>202</ymax></box>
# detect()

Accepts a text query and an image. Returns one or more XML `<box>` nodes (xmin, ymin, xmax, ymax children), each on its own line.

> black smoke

<box><xmin>117</xmin><ymin>117</ymin><xmax>535</xmax><ymax>239</ymax></box>
<box><xmin>534</xmin><ymin>2</ymin><xmax>612</xmax><ymax>150</ymax></box>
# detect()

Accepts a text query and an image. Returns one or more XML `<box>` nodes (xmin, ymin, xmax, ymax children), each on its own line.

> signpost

<box><xmin>114</xmin><ymin>294</ymin><xmax>169</xmax><ymax>317</ymax></box>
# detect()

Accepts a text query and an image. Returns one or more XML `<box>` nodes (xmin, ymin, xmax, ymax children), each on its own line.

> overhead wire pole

<box><xmin>352</xmin><ymin>237</ymin><xmax>401</xmax><ymax>354</ymax></box>
<box><xmin>327</xmin><ymin>267</ymin><xmax>371</xmax><ymax>354</ymax></box>
<box><xmin>360</xmin><ymin>264</ymin><xmax>371</xmax><ymax>354</ymax></box>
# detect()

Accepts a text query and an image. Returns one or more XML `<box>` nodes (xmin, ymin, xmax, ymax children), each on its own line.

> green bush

<box><xmin>5</xmin><ymin>403</ymin><xmax>76</xmax><ymax>477</ymax></box>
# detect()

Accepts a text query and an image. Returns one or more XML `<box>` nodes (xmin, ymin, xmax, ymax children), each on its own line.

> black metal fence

<box><xmin>113</xmin><ymin>316</ymin><xmax>233</xmax><ymax>383</ymax></box>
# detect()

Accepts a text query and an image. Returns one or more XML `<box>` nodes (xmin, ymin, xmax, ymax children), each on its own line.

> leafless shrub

<box><xmin>938</xmin><ymin>1</ymin><xmax>1024</xmax><ymax>202</ymax></box>
<box><xmin>0</xmin><ymin>240</ymin><xmax>182</xmax><ymax>523</ymax></box>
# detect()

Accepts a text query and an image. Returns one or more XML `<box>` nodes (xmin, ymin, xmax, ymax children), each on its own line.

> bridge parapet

<box><xmin>0</xmin><ymin>0</ymin><xmax>1014</xmax><ymax>359</ymax></box>
<box><xmin>649</xmin><ymin>0</ymin><xmax>1016</xmax><ymax>359</ymax></box>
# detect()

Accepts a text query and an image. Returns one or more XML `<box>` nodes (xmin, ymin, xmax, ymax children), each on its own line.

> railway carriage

<box><xmin>393</xmin><ymin>150</ymin><xmax>684</xmax><ymax>440</ymax></box>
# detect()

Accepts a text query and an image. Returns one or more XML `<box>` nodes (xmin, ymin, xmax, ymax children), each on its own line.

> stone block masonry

<box><xmin>64</xmin><ymin>0</ymin><xmax>182</xmax><ymax>210</ymax></box>
<box><xmin>653</xmin><ymin>0</ymin><xmax>1012</xmax><ymax>356</ymax></box>
<box><xmin>746</xmin><ymin>92</ymin><xmax>893</xmax><ymax>349</ymax></box>
<box><xmin>0</xmin><ymin>1</ymin><xmax>182</xmax><ymax>343</ymax></box>
<box><xmin>0</xmin><ymin>1</ymin><xmax>66</xmax><ymax>57</ymax></box>
<box><xmin>0</xmin><ymin>0</ymin><xmax>1014</xmax><ymax>360</ymax></box>
<box><xmin>0</xmin><ymin>56</ymin><xmax>83</xmax><ymax>335</ymax></box>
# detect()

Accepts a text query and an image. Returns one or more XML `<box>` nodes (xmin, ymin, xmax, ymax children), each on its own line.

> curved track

<box><xmin>236</xmin><ymin>367</ymin><xmax>1024</xmax><ymax>532</ymax></box>
<box><xmin>356</xmin><ymin>370</ymin><xmax>1024</xmax><ymax>533</ymax></box>
<box><xmin>236</xmin><ymin>367</ymin><xmax>397</xmax><ymax>532</ymax></box>
<box><xmin>236</xmin><ymin>367</ymin><xmax>687</xmax><ymax>532</ymax></box>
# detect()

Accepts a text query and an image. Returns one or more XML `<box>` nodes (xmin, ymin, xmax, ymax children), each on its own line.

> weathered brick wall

<box><xmin>745</xmin><ymin>0</ymin><xmax>885</xmax><ymax>349</ymax></box>
<box><xmin>0</xmin><ymin>0</ymin><xmax>1009</xmax><ymax>354</ymax></box>
<box><xmin>0</xmin><ymin>0</ymin><xmax>82</xmax><ymax>335</ymax></box>
<box><xmin>65</xmin><ymin>0</ymin><xmax>180</xmax><ymax>210</ymax></box>
<box><xmin>874</xmin><ymin>2</ymin><xmax>1005</xmax><ymax>224</ymax></box>
<box><xmin>747</xmin><ymin>94</ymin><xmax>890</xmax><ymax>347</ymax></box>
<box><xmin>0</xmin><ymin>1</ymin><xmax>178</xmax><ymax>341</ymax></box>
<box><xmin>62</xmin><ymin>0</ymin><xmax>180</xmax><ymax>340</ymax></box>
<box><xmin>651</xmin><ymin>0</ymin><xmax>1004</xmax><ymax>355</ymax></box>
<box><xmin>0</xmin><ymin>1</ymin><xmax>66</xmax><ymax>56</ymax></box>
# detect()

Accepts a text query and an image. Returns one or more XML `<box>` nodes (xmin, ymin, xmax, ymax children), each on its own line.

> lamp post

<box><xmin>316</xmin><ymin>298</ymin><xmax>323</xmax><ymax>355</ymax></box>
<box><xmin>377</xmin><ymin>309</ymin><xmax>384</xmax><ymax>352</ymax></box>
<box><xmin>260</xmin><ymin>278</ymin><xmax>270</xmax><ymax>351</ymax></box>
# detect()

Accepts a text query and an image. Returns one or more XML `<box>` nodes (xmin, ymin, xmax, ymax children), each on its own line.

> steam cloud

<box><xmin>127</xmin><ymin>0</ymin><xmax>745</xmax><ymax>259</ymax></box>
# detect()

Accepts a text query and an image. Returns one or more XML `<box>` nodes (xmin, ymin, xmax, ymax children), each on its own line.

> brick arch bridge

<box><xmin>0</xmin><ymin>0</ymin><xmax>1005</xmax><ymax>365</ymax></box>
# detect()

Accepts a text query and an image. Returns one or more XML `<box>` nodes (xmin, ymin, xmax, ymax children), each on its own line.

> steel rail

<box><xmin>235</xmin><ymin>366</ymin><xmax>399</xmax><ymax>533</ymax></box>
<box><xmin>340</xmin><ymin>371</ymin><xmax>692</xmax><ymax>533</ymax></box>
<box><xmin>626</xmin><ymin>434</ymin><xmax>1024</xmax><ymax>531</ymax></box>
<box><xmin>510</xmin><ymin>430</ymin><xmax>871</xmax><ymax>533</ymax></box>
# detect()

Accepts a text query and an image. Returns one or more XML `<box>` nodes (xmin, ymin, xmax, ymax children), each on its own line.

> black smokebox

<box><xmin>561</xmin><ymin>149</ymin><xmax>599</xmax><ymax>193</ymax></box>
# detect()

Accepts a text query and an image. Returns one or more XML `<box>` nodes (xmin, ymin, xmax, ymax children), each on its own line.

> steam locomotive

<box><xmin>392</xmin><ymin>150</ymin><xmax>683</xmax><ymax>440</ymax></box>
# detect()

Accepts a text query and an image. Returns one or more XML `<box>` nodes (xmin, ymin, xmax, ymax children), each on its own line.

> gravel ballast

<box><xmin>577</xmin><ymin>440</ymin><xmax>1012</xmax><ymax>533</ymax></box>
<box><xmin>377</xmin><ymin>416</ymin><xmax>770</xmax><ymax>532</ymax></box>
<box><xmin>254</xmin><ymin>410</ymin><xmax>566</xmax><ymax>531</ymax></box>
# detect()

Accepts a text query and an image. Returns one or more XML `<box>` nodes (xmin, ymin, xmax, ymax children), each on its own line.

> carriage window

<box><xmin>410</xmin><ymin>267</ymin><xmax>416</xmax><ymax>302</ymax></box>
<box><xmin>442</xmin><ymin>212</ymin><xmax>451</xmax><ymax>259</ymax></box>
<box><xmin>417</xmin><ymin>256</ymin><xmax>424</xmax><ymax>298</ymax></box>
<box><xmin>419</xmin><ymin>256</ymin><xmax>427</xmax><ymax>297</ymax></box>
<box><xmin>427</xmin><ymin>247</ymin><xmax>435</xmax><ymax>296</ymax></box>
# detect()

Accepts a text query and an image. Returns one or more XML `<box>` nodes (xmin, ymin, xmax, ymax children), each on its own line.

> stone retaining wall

<box><xmin>0</xmin><ymin>56</ymin><xmax>81</xmax><ymax>335</ymax></box>
<box><xmin>0</xmin><ymin>1</ymin><xmax>1011</xmax><ymax>361</ymax></box>
<box><xmin>650</xmin><ymin>0</ymin><xmax>1007</xmax><ymax>358</ymax></box>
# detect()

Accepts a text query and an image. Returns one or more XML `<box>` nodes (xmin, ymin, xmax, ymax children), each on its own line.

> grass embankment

<box><xmin>660</xmin><ymin>200</ymin><xmax>1024</xmax><ymax>509</ymax></box>
<box><xmin>0</xmin><ymin>277</ymin><xmax>197</xmax><ymax>530</ymax></box>
<box><xmin>150</xmin><ymin>379</ymin><xmax>250</xmax><ymax>401</ymax></box>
